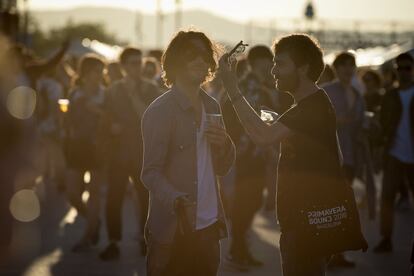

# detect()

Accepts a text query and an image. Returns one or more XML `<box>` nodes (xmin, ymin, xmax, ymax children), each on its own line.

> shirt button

<box><xmin>194</xmin><ymin>181</ymin><xmax>198</xmax><ymax>185</ymax></box>
<box><xmin>179</xmin><ymin>145</ymin><xmax>184</xmax><ymax>150</ymax></box>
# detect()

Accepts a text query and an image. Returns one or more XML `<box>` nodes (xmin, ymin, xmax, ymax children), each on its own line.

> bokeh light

<box><xmin>6</xmin><ymin>86</ymin><xmax>37</xmax><ymax>120</ymax></box>
<box><xmin>57</xmin><ymin>99</ymin><xmax>70</xmax><ymax>113</ymax></box>
<box><xmin>10</xmin><ymin>189</ymin><xmax>41</xmax><ymax>222</ymax></box>
<box><xmin>83</xmin><ymin>171</ymin><xmax>91</xmax><ymax>184</ymax></box>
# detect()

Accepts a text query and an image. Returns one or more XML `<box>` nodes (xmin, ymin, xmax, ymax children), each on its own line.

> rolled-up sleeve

<box><xmin>141</xmin><ymin>104</ymin><xmax>187</xmax><ymax>212</ymax></box>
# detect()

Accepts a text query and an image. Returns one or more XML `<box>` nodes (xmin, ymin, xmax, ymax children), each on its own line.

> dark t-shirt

<box><xmin>276</xmin><ymin>89</ymin><xmax>342</xmax><ymax>229</ymax></box>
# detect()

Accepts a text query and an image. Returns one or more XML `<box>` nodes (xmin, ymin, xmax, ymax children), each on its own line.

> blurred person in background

<box><xmin>317</xmin><ymin>64</ymin><xmax>335</xmax><ymax>86</ymax></box>
<box><xmin>324</xmin><ymin>52</ymin><xmax>366</xmax><ymax>185</ymax></box>
<box><xmin>142</xmin><ymin>57</ymin><xmax>161</xmax><ymax>82</ymax></box>
<box><xmin>361</xmin><ymin>69</ymin><xmax>384</xmax><ymax>175</ymax></box>
<box><xmin>1</xmin><ymin>42</ymin><xmax>69</xmax><ymax>192</ymax></box>
<box><xmin>64</xmin><ymin>54</ymin><xmax>107</xmax><ymax>252</ymax></box>
<box><xmin>106</xmin><ymin>62</ymin><xmax>123</xmax><ymax>86</ymax></box>
<box><xmin>205</xmin><ymin>73</ymin><xmax>226</xmax><ymax>104</ymax></box>
<box><xmin>36</xmin><ymin>69</ymin><xmax>67</xmax><ymax>196</ymax></box>
<box><xmin>143</xmin><ymin>56</ymin><xmax>167</xmax><ymax>93</ymax></box>
<box><xmin>362</xmin><ymin>69</ymin><xmax>384</xmax><ymax>114</ymax></box>
<box><xmin>375</xmin><ymin>53</ymin><xmax>414</xmax><ymax>253</ymax></box>
<box><xmin>381</xmin><ymin>63</ymin><xmax>398</xmax><ymax>92</ymax></box>
<box><xmin>0</xmin><ymin>42</ymin><xmax>69</xmax><ymax>257</ymax></box>
<box><xmin>323</xmin><ymin>52</ymin><xmax>366</xmax><ymax>268</ymax></box>
<box><xmin>381</xmin><ymin>62</ymin><xmax>411</xmax><ymax>212</ymax></box>
<box><xmin>0</xmin><ymin>41</ymin><xmax>35</xmax><ymax>265</ymax></box>
<box><xmin>7</xmin><ymin>42</ymin><xmax>69</xmax><ymax>90</ymax></box>
<box><xmin>100</xmin><ymin>47</ymin><xmax>160</xmax><ymax>261</ymax></box>
<box><xmin>235</xmin><ymin>57</ymin><xmax>249</xmax><ymax>80</ymax></box>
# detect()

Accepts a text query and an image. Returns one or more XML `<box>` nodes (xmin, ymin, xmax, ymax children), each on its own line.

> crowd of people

<box><xmin>0</xmin><ymin>28</ymin><xmax>413</xmax><ymax>276</ymax></box>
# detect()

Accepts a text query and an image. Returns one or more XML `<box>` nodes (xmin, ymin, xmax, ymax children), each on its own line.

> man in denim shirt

<box><xmin>141</xmin><ymin>30</ymin><xmax>235</xmax><ymax>276</ymax></box>
<box><xmin>323</xmin><ymin>52</ymin><xmax>366</xmax><ymax>183</ymax></box>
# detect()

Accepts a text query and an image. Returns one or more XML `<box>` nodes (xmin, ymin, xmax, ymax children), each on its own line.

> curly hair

<box><xmin>273</xmin><ymin>33</ymin><xmax>324</xmax><ymax>82</ymax></box>
<box><xmin>161</xmin><ymin>29</ymin><xmax>222</xmax><ymax>87</ymax></box>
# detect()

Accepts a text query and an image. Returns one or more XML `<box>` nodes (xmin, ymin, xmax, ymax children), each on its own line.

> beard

<box><xmin>275</xmin><ymin>70</ymin><xmax>299</xmax><ymax>93</ymax></box>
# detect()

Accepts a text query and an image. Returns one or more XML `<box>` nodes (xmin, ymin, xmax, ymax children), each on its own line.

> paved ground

<box><xmin>0</xmin><ymin>178</ymin><xmax>413</xmax><ymax>276</ymax></box>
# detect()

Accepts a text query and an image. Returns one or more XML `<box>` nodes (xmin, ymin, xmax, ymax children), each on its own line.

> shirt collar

<box><xmin>171</xmin><ymin>85</ymin><xmax>213</xmax><ymax>111</ymax></box>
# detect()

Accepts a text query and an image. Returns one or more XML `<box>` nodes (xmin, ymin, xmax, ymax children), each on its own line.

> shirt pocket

<box><xmin>173</xmin><ymin>133</ymin><xmax>195</xmax><ymax>153</ymax></box>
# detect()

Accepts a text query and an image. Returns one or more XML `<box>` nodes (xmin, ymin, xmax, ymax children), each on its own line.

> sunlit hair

<box><xmin>74</xmin><ymin>54</ymin><xmax>105</xmax><ymax>87</ymax></box>
<box><xmin>161</xmin><ymin>29</ymin><xmax>223</xmax><ymax>88</ymax></box>
<box><xmin>333</xmin><ymin>52</ymin><xmax>356</xmax><ymax>70</ymax></box>
<box><xmin>273</xmin><ymin>33</ymin><xmax>324</xmax><ymax>82</ymax></box>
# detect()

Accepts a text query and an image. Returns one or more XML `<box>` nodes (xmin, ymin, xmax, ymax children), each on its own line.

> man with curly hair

<box><xmin>141</xmin><ymin>30</ymin><xmax>235</xmax><ymax>276</ymax></box>
<box><xmin>219</xmin><ymin>33</ymin><xmax>367</xmax><ymax>276</ymax></box>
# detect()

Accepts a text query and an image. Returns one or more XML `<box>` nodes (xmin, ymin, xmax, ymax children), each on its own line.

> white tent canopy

<box><xmin>65</xmin><ymin>38</ymin><xmax>123</xmax><ymax>61</ymax></box>
<box><xmin>324</xmin><ymin>41</ymin><xmax>413</xmax><ymax>68</ymax></box>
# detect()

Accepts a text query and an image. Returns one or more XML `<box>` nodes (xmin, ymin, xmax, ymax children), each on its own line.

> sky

<box><xmin>27</xmin><ymin>0</ymin><xmax>414</xmax><ymax>24</ymax></box>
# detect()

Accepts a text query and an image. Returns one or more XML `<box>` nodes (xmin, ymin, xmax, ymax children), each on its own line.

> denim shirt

<box><xmin>323</xmin><ymin>80</ymin><xmax>365</xmax><ymax>166</ymax></box>
<box><xmin>141</xmin><ymin>86</ymin><xmax>236</xmax><ymax>244</ymax></box>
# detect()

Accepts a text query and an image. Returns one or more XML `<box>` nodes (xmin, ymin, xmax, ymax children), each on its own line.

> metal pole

<box><xmin>175</xmin><ymin>0</ymin><xmax>182</xmax><ymax>31</ymax></box>
<box><xmin>23</xmin><ymin>0</ymin><xmax>29</xmax><ymax>44</ymax></box>
<box><xmin>156</xmin><ymin>0</ymin><xmax>163</xmax><ymax>48</ymax></box>
<box><xmin>135</xmin><ymin>10</ymin><xmax>143</xmax><ymax>46</ymax></box>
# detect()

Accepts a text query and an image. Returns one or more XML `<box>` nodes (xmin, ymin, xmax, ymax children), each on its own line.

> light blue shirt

<box><xmin>389</xmin><ymin>87</ymin><xmax>414</xmax><ymax>163</ymax></box>
<box><xmin>323</xmin><ymin>80</ymin><xmax>365</xmax><ymax>166</ymax></box>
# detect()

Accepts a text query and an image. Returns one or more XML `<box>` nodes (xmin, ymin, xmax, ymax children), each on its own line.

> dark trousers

<box><xmin>105</xmin><ymin>160</ymin><xmax>148</xmax><ymax>242</ymax></box>
<box><xmin>146</xmin><ymin>223</ymin><xmax>220</xmax><ymax>276</ymax></box>
<box><xmin>280</xmin><ymin>232</ymin><xmax>327</xmax><ymax>276</ymax></box>
<box><xmin>230</xmin><ymin>173</ymin><xmax>265</xmax><ymax>255</ymax></box>
<box><xmin>380</xmin><ymin>155</ymin><xmax>414</xmax><ymax>239</ymax></box>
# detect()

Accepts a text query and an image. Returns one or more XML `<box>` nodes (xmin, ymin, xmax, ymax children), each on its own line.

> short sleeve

<box><xmin>278</xmin><ymin>92</ymin><xmax>333</xmax><ymax>140</ymax></box>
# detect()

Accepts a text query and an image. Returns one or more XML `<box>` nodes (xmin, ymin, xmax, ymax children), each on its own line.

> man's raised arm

<box><xmin>218</xmin><ymin>54</ymin><xmax>291</xmax><ymax>147</ymax></box>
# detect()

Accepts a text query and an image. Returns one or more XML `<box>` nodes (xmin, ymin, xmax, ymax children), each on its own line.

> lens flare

<box><xmin>6</xmin><ymin>86</ymin><xmax>37</xmax><ymax>119</ymax></box>
<box><xmin>10</xmin><ymin>189</ymin><xmax>41</xmax><ymax>222</ymax></box>
<box><xmin>83</xmin><ymin>171</ymin><xmax>91</xmax><ymax>184</ymax></box>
